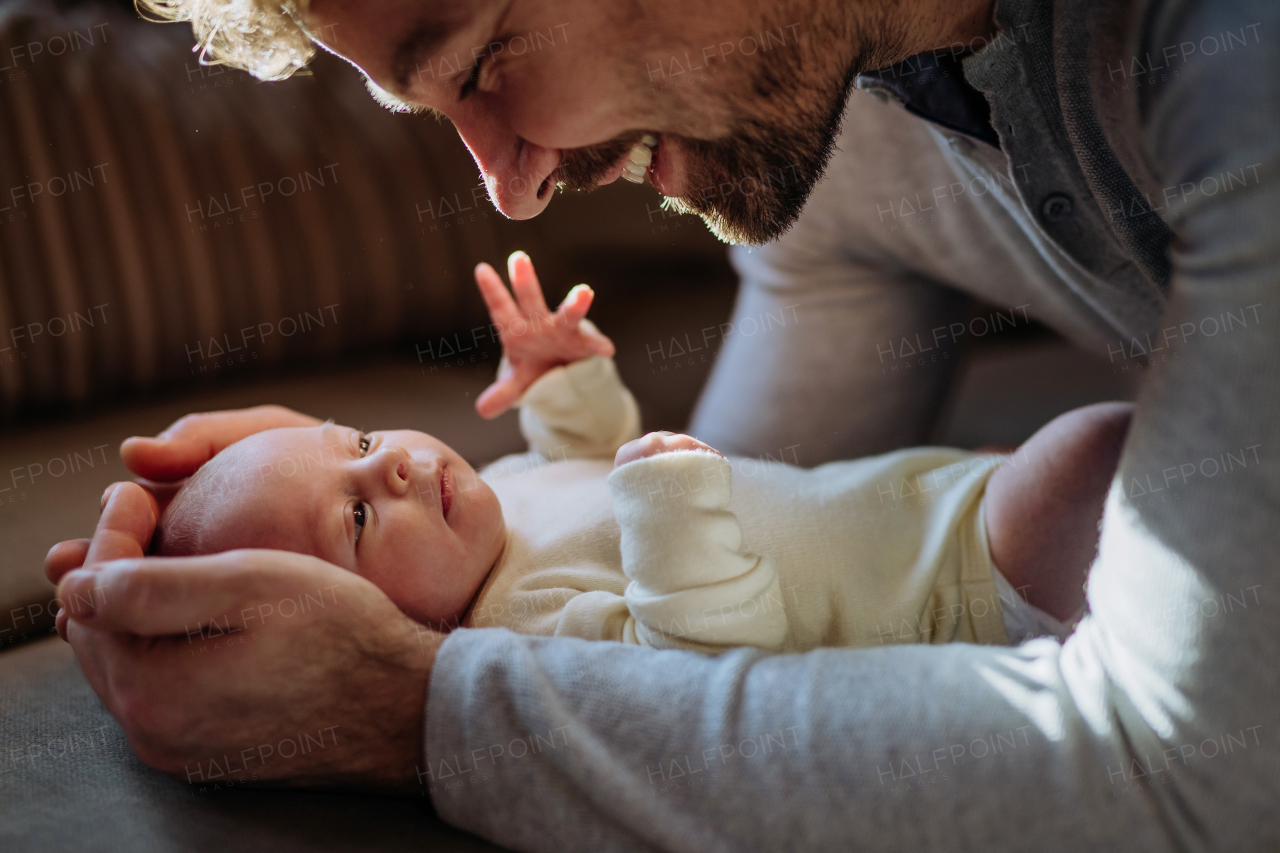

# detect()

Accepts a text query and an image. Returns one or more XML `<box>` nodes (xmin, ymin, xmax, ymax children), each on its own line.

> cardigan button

<box><xmin>1040</xmin><ymin>193</ymin><xmax>1074</xmax><ymax>223</ymax></box>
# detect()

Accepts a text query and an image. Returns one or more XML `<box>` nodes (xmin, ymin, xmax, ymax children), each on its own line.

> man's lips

<box><xmin>645</xmin><ymin>134</ymin><xmax>675</xmax><ymax>195</ymax></box>
<box><xmin>600</xmin><ymin>155</ymin><xmax>630</xmax><ymax>186</ymax></box>
<box><xmin>597</xmin><ymin>134</ymin><xmax>664</xmax><ymax>189</ymax></box>
<box><xmin>648</xmin><ymin>134</ymin><xmax>680</xmax><ymax>197</ymax></box>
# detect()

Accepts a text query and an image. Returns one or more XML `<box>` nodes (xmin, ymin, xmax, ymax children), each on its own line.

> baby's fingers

<box><xmin>475</xmin><ymin>376</ymin><xmax>525</xmax><ymax>419</ymax></box>
<box><xmin>508</xmin><ymin>251</ymin><xmax>550</xmax><ymax>317</ymax></box>
<box><xmin>475</xmin><ymin>361</ymin><xmax>529</xmax><ymax>419</ymax></box>
<box><xmin>580</xmin><ymin>322</ymin><xmax>615</xmax><ymax>357</ymax></box>
<box><xmin>555</xmin><ymin>288</ymin><xmax>615</xmax><ymax>357</ymax></box>
<box><xmin>475</xmin><ymin>262</ymin><xmax>518</xmax><ymax>324</ymax></box>
<box><xmin>557</xmin><ymin>284</ymin><xmax>594</xmax><ymax>325</ymax></box>
<box><xmin>614</xmin><ymin>432</ymin><xmax>722</xmax><ymax>467</ymax></box>
<box><xmin>570</xmin><ymin>313</ymin><xmax>615</xmax><ymax>357</ymax></box>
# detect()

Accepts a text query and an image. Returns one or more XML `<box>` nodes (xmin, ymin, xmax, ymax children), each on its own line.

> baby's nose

<box><xmin>374</xmin><ymin>446</ymin><xmax>414</xmax><ymax>496</ymax></box>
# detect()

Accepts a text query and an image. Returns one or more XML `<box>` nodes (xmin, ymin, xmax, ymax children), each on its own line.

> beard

<box><xmin>554</xmin><ymin>134</ymin><xmax>645</xmax><ymax>193</ymax></box>
<box><xmin>551</xmin><ymin>78</ymin><xmax>854</xmax><ymax>247</ymax></box>
<box><xmin>552</xmin><ymin>6</ymin><xmax>903</xmax><ymax>245</ymax></box>
<box><xmin>658</xmin><ymin>69</ymin><xmax>856</xmax><ymax>246</ymax></box>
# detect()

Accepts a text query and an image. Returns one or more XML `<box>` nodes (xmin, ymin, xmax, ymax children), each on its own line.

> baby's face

<box><xmin>196</xmin><ymin>424</ymin><xmax>505</xmax><ymax>626</ymax></box>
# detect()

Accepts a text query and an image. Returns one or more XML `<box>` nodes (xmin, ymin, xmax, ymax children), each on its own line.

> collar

<box><xmin>855</xmin><ymin>50</ymin><xmax>1001</xmax><ymax>149</ymax></box>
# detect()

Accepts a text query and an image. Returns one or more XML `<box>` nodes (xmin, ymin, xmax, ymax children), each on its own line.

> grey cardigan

<box><xmin>425</xmin><ymin>0</ymin><xmax>1279</xmax><ymax>850</ymax></box>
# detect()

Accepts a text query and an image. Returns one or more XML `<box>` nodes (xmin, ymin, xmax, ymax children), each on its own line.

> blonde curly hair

<box><xmin>136</xmin><ymin>0</ymin><xmax>316</xmax><ymax>81</ymax></box>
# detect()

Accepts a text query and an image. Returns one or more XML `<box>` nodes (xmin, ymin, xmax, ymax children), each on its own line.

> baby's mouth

<box><xmin>440</xmin><ymin>465</ymin><xmax>454</xmax><ymax>519</ymax></box>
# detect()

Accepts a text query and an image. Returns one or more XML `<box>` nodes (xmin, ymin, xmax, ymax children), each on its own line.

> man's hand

<box><xmin>474</xmin><ymin>251</ymin><xmax>615</xmax><ymax>419</ymax></box>
<box><xmin>614</xmin><ymin>431</ymin><xmax>724</xmax><ymax>468</ymax></box>
<box><xmin>121</xmin><ymin>404</ymin><xmax>323</xmax><ymax>482</ymax></box>
<box><xmin>45</xmin><ymin>405</ymin><xmax>323</xmax><ymax>583</ymax></box>
<box><xmin>52</xmin><ymin>481</ymin><xmax>442</xmax><ymax>793</ymax></box>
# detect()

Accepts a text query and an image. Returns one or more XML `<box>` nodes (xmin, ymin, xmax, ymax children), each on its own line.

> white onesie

<box><xmin>467</xmin><ymin>354</ymin><xmax>1061</xmax><ymax>652</ymax></box>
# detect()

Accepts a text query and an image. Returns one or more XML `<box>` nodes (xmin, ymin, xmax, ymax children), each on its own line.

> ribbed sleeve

<box><xmin>608</xmin><ymin>450</ymin><xmax>786</xmax><ymax>651</ymax></box>
<box><xmin>516</xmin><ymin>352</ymin><xmax>641</xmax><ymax>462</ymax></box>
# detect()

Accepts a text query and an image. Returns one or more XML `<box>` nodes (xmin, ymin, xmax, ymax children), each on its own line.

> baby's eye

<box><xmin>353</xmin><ymin>502</ymin><xmax>367</xmax><ymax>541</ymax></box>
<box><xmin>358</xmin><ymin>434</ymin><xmax>371</xmax><ymax>455</ymax></box>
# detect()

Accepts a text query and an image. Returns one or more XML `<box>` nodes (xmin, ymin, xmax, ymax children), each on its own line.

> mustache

<box><xmin>554</xmin><ymin>132</ymin><xmax>647</xmax><ymax>191</ymax></box>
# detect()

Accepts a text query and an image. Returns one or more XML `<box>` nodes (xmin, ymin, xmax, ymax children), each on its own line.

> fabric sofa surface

<box><xmin>0</xmin><ymin>0</ymin><xmax>726</xmax><ymax>418</ymax></box>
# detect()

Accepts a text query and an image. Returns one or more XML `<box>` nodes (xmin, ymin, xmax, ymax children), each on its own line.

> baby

<box><xmin>154</xmin><ymin>252</ymin><xmax>1130</xmax><ymax>652</ymax></box>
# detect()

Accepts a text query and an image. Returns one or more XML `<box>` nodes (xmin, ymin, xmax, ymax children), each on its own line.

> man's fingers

<box><xmin>134</xmin><ymin>479</ymin><xmax>184</xmax><ymax>515</ymax></box>
<box><xmin>121</xmin><ymin>406</ymin><xmax>320</xmax><ymax>481</ymax></box>
<box><xmin>508</xmin><ymin>251</ymin><xmax>550</xmax><ymax>317</ymax></box>
<box><xmin>122</xmin><ymin>410</ymin><xmax>242</xmax><ymax>480</ymax></box>
<box><xmin>59</xmin><ymin>556</ymin><xmax>433</xmax><ymax>788</ymax></box>
<box><xmin>85</xmin><ymin>482</ymin><xmax>157</xmax><ymax>568</ymax></box>
<box><xmin>474</xmin><ymin>262</ymin><xmax>518</xmax><ymax>325</ymax></box>
<box><xmin>100</xmin><ymin>480</ymin><xmax>162</xmax><ymax>520</ymax></box>
<box><xmin>57</xmin><ymin>549</ymin><xmax>354</xmax><ymax>635</ymax></box>
<box><xmin>45</xmin><ymin>539</ymin><xmax>90</xmax><ymax>585</ymax></box>
<box><xmin>120</xmin><ymin>435</ymin><xmax>213</xmax><ymax>482</ymax></box>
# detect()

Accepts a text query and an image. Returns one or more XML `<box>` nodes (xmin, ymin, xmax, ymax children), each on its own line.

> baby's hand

<box><xmin>474</xmin><ymin>251</ymin><xmax>616</xmax><ymax>419</ymax></box>
<box><xmin>614</xmin><ymin>432</ymin><xmax>724</xmax><ymax>468</ymax></box>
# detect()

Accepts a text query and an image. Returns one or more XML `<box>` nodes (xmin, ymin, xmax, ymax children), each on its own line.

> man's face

<box><xmin>306</xmin><ymin>0</ymin><xmax>875</xmax><ymax>244</ymax></box>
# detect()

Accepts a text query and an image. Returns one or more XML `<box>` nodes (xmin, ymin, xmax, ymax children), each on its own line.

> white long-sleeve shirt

<box><xmin>469</xmin><ymin>355</ymin><xmax>1007</xmax><ymax>652</ymax></box>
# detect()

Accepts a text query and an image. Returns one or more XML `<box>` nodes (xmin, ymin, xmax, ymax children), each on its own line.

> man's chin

<box><xmin>666</xmin><ymin>196</ymin><xmax>806</xmax><ymax>247</ymax></box>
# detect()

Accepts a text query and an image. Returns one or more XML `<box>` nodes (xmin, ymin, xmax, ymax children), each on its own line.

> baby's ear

<box><xmin>148</xmin><ymin>479</ymin><xmax>202</xmax><ymax>557</ymax></box>
<box><xmin>140</xmin><ymin>479</ymin><xmax>186</xmax><ymax>517</ymax></box>
<box><xmin>149</xmin><ymin>511</ymin><xmax>196</xmax><ymax>558</ymax></box>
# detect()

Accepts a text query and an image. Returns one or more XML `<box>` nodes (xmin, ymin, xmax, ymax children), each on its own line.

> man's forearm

<box><xmin>425</xmin><ymin>630</ymin><xmax>1167</xmax><ymax>852</ymax></box>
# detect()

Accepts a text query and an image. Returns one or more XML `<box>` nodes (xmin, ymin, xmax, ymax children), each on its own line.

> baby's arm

<box><xmin>605</xmin><ymin>436</ymin><xmax>787</xmax><ymax>652</ymax></box>
<box><xmin>515</xmin><ymin>345</ymin><xmax>641</xmax><ymax>461</ymax></box>
<box><xmin>473</xmin><ymin>251</ymin><xmax>639</xmax><ymax>461</ymax></box>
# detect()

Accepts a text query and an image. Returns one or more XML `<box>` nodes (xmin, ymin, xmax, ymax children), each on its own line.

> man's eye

<box><xmin>353</xmin><ymin>502</ymin><xmax>367</xmax><ymax>541</ymax></box>
<box><xmin>359</xmin><ymin>435</ymin><xmax>371</xmax><ymax>455</ymax></box>
<box><xmin>460</xmin><ymin>56</ymin><xmax>483</xmax><ymax>100</ymax></box>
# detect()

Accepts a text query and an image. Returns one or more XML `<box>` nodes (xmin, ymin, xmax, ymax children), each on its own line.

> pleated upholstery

<box><xmin>0</xmin><ymin>0</ymin><xmax>521</xmax><ymax>415</ymax></box>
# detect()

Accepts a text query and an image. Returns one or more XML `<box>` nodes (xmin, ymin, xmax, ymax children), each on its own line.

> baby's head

<box><xmin>155</xmin><ymin>424</ymin><xmax>506</xmax><ymax>626</ymax></box>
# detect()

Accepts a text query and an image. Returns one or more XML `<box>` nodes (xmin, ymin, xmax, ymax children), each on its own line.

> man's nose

<box><xmin>452</xmin><ymin>111</ymin><xmax>559</xmax><ymax>219</ymax></box>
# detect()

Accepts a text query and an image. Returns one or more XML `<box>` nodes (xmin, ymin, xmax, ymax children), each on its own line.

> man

<box><xmin>47</xmin><ymin>0</ymin><xmax>1278</xmax><ymax>850</ymax></box>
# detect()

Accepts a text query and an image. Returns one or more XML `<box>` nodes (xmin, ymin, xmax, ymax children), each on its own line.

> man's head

<box><xmin>139</xmin><ymin>0</ymin><xmax>950</xmax><ymax>244</ymax></box>
<box><xmin>155</xmin><ymin>423</ymin><xmax>506</xmax><ymax>627</ymax></box>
